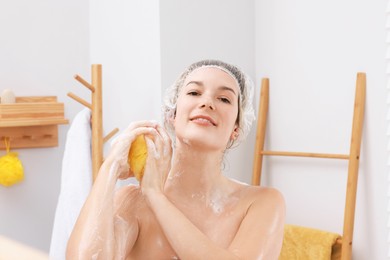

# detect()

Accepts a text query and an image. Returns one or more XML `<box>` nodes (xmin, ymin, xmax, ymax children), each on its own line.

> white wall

<box><xmin>160</xmin><ymin>0</ymin><xmax>256</xmax><ymax>184</ymax></box>
<box><xmin>89</xmin><ymin>0</ymin><xmax>162</xmax><ymax>188</ymax></box>
<box><xmin>0</xmin><ymin>0</ymin><xmax>90</xmax><ymax>252</ymax></box>
<box><xmin>90</xmin><ymin>0</ymin><xmax>162</xmax><ymax>134</ymax></box>
<box><xmin>255</xmin><ymin>0</ymin><xmax>388</xmax><ymax>259</ymax></box>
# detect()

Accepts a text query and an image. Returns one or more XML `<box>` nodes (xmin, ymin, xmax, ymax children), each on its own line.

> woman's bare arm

<box><xmin>145</xmin><ymin>188</ymin><xmax>285</xmax><ymax>260</ymax></box>
<box><xmin>66</xmin><ymin>158</ymin><xmax>124</xmax><ymax>259</ymax></box>
<box><xmin>66</xmin><ymin>122</ymin><xmax>158</xmax><ymax>259</ymax></box>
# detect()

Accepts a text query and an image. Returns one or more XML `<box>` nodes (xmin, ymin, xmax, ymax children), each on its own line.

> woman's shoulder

<box><xmin>245</xmin><ymin>185</ymin><xmax>285</xmax><ymax>218</ymax></box>
<box><xmin>230</xmin><ymin>179</ymin><xmax>285</xmax><ymax>208</ymax></box>
<box><xmin>248</xmin><ymin>184</ymin><xmax>284</xmax><ymax>200</ymax></box>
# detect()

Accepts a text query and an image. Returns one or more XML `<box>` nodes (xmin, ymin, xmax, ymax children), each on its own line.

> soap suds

<box><xmin>208</xmin><ymin>191</ymin><xmax>227</xmax><ymax>214</ymax></box>
<box><xmin>168</xmin><ymin>171</ymin><xmax>182</xmax><ymax>181</ymax></box>
<box><xmin>145</xmin><ymin>137</ymin><xmax>161</xmax><ymax>159</ymax></box>
<box><xmin>114</xmin><ymin>216</ymin><xmax>135</xmax><ymax>259</ymax></box>
<box><xmin>191</xmin><ymin>190</ymin><xmax>231</xmax><ymax>215</ymax></box>
<box><xmin>191</xmin><ymin>192</ymin><xmax>205</xmax><ymax>200</ymax></box>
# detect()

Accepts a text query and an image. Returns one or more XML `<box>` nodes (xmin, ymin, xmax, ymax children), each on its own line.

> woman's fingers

<box><xmin>111</xmin><ymin>121</ymin><xmax>158</xmax><ymax>147</ymax></box>
<box><xmin>144</xmin><ymin>125</ymin><xmax>172</xmax><ymax>159</ymax></box>
<box><xmin>125</xmin><ymin>120</ymin><xmax>159</xmax><ymax>132</ymax></box>
<box><xmin>145</xmin><ymin>136</ymin><xmax>159</xmax><ymax>160</ymax></box>
<box><xmin>156</xmin><ymin>125</ymin><xmax>172</xmax><ymax>158</ymax></box>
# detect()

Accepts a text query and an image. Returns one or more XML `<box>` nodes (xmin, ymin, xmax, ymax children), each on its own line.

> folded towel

<box><xmin>279</xmin><ymin>224</ymin><xmax>341</xmax><ymax>260</ymax></box>
<box><xmin>49</xmin><ymin>108</ymin><xmax>93</xmax><ymax>260</ymax></box>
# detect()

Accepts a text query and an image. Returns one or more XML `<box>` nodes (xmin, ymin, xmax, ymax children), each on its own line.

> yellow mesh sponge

<box><xmin>128</xmin><ymin>135</ymin><xmax>147</xmax><ymax>181</ymax></box>
<box><xmin>0</xmin><ymin>152</ymin><xmax>24</xmax><ymax>187</ymax></box>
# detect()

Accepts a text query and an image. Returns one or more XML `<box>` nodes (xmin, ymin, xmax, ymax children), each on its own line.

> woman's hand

<box><xmin>140</xmin><ymin>125</ymin><xmax>173</xmax><ymax>194</ymax></box>
<box><xmin>105</xmin><ymin>121</ymin><xmax>160</xmax><ymax>180</ymax></box>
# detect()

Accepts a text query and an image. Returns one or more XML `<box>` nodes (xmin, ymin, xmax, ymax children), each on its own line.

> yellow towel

<box><xmin>279</xmin><ymin>224</ymin><xmax>341</xmax><ymax>260</ymax></box>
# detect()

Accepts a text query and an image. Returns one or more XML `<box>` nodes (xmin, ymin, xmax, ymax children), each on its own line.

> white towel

<box><xmin>50</xmin><ymin>108</ymin><xmax>93</xmax><ymax>260</ymax></box>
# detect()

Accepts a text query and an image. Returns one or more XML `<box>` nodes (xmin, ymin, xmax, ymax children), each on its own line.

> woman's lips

<box><xmin>190</xmin><ymin>115</ymin><xmax>217</xmax><ymax>126</ymax></box>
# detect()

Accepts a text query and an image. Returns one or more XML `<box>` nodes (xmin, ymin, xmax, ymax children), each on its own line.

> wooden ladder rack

<box><xmin>252</xmin><ymin>73</ymin><xmax>366</xmax><ymax>260</ymax></box>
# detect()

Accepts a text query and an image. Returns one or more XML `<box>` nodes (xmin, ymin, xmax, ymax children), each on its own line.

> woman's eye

<box><xmin>219</xmin><ymin>97</ymin><xmax>231</xmax><ymax>104</ymax></box>
<box><xmin>187</xmin><ymin>91</ymin><xmax>200</xmax><ymax>96</ymax></box>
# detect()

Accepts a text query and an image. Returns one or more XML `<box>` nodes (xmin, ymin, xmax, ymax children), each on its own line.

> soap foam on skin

<box><xmin>168</xmin><ymin>171</ymin><xmax>183</xmax><ymax>182</ymax></box>
<box><xmin>191</xmin><ymin>192</ymin><xmax>205</xmax><ymax>200</ymax></box>
<box><xmin>91</xmin><ymin>252</ymin><xmax>100</xmax><ymax>260</ymax></box>
<box><xmin>114</xmin><ymin>215</ymin><xmax>134</xmax><ymax>259</ymax></box>
<box><xmin>145</xmin><ymin>137</ymin><xmax>161</xmax><ymax>160</ymax></box>
<box><xmin>208</xmin><ymin>190</ymin><xmax>229</xmax><ymax>215</ymax></box>
<box><xmin>190</xmin><ymin>190</ymin><xmax>232</xmax><ymax>215</ymax></box>
<box><xmin>79</xmin><ymin>160</ymin><xmax>117</xmax><ymax>259</ymax></box>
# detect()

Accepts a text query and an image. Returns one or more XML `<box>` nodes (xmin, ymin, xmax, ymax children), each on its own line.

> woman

<box><xmin>67</xmin><ymin>60</ymin><xmax>285</xmax><ymax>259</ymax></box>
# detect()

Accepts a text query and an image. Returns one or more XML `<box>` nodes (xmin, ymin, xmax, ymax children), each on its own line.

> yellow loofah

<box><xmin>0</xmin><ymin>139</ymin><xmax>24</xmax><ymax>187</ymax></box>
<box><xmin>128</xmin><ymin>135</ymin><xmax>147</xmax><ymax>182</ymax></box>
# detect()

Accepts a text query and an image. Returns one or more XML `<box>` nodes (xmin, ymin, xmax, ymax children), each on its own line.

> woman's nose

<box><xmin>199</xmin><ymin>97</ymin><xmax>215</xmax><ymax>110</ymax></box>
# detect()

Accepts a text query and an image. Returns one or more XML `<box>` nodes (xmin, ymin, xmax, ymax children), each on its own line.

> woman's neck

<box><xmin>164</xmin><ymin>142</ymin><xmax>227</xmax><ymax>197</ymax></box>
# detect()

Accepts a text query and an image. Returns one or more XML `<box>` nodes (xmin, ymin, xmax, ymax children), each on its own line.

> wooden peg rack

<box><xmin>0</xmin><ymin>96</ymin><xmax>68</xmax><ymax>149</ymax></box>
<box><xmin>68</xmin><ymin>64</ymin><xmax>119</xmax><ymax>181</ymax></box>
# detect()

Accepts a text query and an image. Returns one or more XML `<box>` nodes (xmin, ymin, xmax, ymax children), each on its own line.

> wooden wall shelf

<box><xmin>0</xmin><ymin>96</ymin><xmax>68</xmax><ymax>149</ymax></box>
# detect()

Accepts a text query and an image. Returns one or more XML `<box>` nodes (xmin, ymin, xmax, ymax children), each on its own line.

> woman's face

<box><xmin>173</xmin><ymin>67</ymin><xmax>239</xmax><ymax>151</ymax></box>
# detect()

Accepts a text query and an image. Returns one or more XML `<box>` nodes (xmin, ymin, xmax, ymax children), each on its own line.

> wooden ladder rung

<box><xmin>261</xmin><ymin>150</ymin><xmax>349</xmax><ymax>160</ymax></box>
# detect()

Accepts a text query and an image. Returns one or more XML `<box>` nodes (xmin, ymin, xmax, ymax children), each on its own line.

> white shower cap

<box><xmin>162</xmin><ymin>59</ymin><xmax>255</xmax><ymax>147</ymax></box>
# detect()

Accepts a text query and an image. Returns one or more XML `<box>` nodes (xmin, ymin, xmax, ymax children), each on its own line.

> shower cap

<box><xmin>162</xmin><ymin>59</ymin><xmax>255</xmax><ymax>147</ymax></box>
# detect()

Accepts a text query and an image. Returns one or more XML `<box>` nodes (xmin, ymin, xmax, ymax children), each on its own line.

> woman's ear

<box><xmin>169</xmin><ymin>109</ymin><xmax>176</xmax><ymax>129</ymax></box>
<box><xmin>230</xmin><ymin>126</ymin><xmax>239</xmax><ymax>140</ymax></box>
